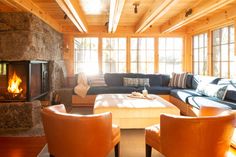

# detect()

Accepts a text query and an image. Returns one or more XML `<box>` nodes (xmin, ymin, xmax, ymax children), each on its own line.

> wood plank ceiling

<box><xmin>0</xmin><ymin>0</ymin><xmax>236</xmax><ymax>34</ymax></box>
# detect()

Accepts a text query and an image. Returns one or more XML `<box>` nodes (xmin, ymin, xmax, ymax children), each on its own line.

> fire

<box><xmin>7</xmin><ymin>72</ymin><xmax>23</xmax><ymax>94</ymax></box>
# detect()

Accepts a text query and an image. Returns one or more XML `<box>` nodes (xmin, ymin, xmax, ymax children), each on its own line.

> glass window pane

<box><xmin>213</xmin><ymin>29</ymin><xmax>220</xmax><ymax>46</ymax></box>
<box><xmin>213</xmin><ymin>46</ymin><xmax>220</xmax><ymax>61</ymax></box>
<box><xmin>194</xmin><ymin>62</ymin><xmax>199</xmax><ymax>75</ymax></box>
<box><xmin>147</xmin><ymin>63</ymin><xmax>154</xmax><ymax>73</ymax></box>
<box><xmin>221</xmin><ymin>27</ymin><xmax>229</xmax><ymax>44</ymax></box>
<box><xmin>166</xmin><ymin>38</ymin><xmax>174</xmax><ymax>50</ymax></box>
<box><xmin>221</xmin><ymin>62</ymin><xmax>228</xmax><ymax>78</ymax></box>
<box><xmin>230</xmin><ymin>62</ymin><xmax>236</xmax><ymax>79</ymax></box>
<box><xmin>230</xmin><ymin>44</ymin><xmax>235</xmax><ymax>61</ymax></box>
<box><xmin>131</xmin><ymin>38</ymin><xmax>137</xmax><ymax>49</ymax></box>
<box><xmin>199</xmin><ymin>34</ymin><xmax>204</xmax><ymax>48</ymax></box>
<box><xmin>147</xmin><ymin>38</ymin><xmax>154</xmax><ymax>49</ymax></box>
<box><xmin>213</xmin><ymin>62</ymin><xmax>220</xmax><ymax>77</ymax></box>
<box><xmin>159</xmin><ymin>38</ymin><xmax>166</xmax><ymax>50</ymax></box>
<box><xmin>131</xmin><ymin>63</ymin><xmax>137</xmax><ymax>73</ymax></box>
<box><xmin>194</xmin><ymin>36</ymin><xmax>198</xmax><ymax>48</ymax></box>
<box><xmin>193</xmin><ymin>49</ymin><xmax>198</xmax><ymax>61</ymax></box>
<box><xmin>221</xmin><ymin>45</ymin><xmax>228</xmax><ymax>61</ymax></box>
<box><xmin>230</xmin><ymin>26</ymin><xmax>234</xmax><ymax>43</ymax></box>
<box><xmin>119</xmin><ymin>38</ymin><xmax>126</xmax><ymax>49</ymax></box>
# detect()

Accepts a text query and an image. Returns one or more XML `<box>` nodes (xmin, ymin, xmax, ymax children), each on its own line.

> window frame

<box><xmin>130</xmin><ymin>37</ymin><xmax>155</xmax><ymax>74</ymax></box>
<box><xmin>158</xmin><ymin>37</ymin><xmax>184</xmax><ymax>75</ymax></box>
<box><xmin>102</xmin><ymin>37</ymin><xmax>127</xmax><ymax>73</ymax></box>
<box><xmin>212</xmin><ymin>25</ymin><xmax>235</xmax><ymax>78</ymax></box>
<box><xmin>192</xmin><ymin>32</ymin><xmax>208</xmax><ymax>75</ymax></box>
<box><xmin>74</xmin><ymin>37</ymin><xmax>99</xmax><ymax>74</ymax></box>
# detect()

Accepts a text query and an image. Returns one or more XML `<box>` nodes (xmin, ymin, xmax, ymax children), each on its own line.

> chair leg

<box><xmin>146</xmin><ymin>144</ymin><xmax>152</xmax><ymax>157</ymax></box>
<box><xmin>115</xmin><ymin>142</ymin><xmax>120</xmax><ymax>157</ymax></box>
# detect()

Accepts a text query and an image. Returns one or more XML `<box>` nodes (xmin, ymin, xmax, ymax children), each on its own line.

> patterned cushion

<box><xmin>123</xmin><ymin>78</ymin><xmax>150</xmax><ymax>87</ymax></box>
<box><xmin>196</xmin><ymin>83</ymin><xmax>228</xmax><ymax>100</ymax></box>
<box><xmin>88</xmin><ymin>75</ymin><xmax>107</xmax><ymax>86</ymax></box>
<box><xmin>169</xmin><ymin>72</ymin><xmax>188</xmax><ymax>88</ymax></box>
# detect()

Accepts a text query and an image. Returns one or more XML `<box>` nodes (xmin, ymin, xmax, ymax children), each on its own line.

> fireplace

<box><xmin>0</xmin><ymin>60</ymin><xmax>49</xmax><ymax>102</ymax></box>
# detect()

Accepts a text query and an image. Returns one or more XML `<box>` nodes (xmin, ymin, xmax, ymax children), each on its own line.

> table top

<box><xmin>94</xmin><ymin>94</ymin><xmax>178</xmax><ymax>109</ymax></box>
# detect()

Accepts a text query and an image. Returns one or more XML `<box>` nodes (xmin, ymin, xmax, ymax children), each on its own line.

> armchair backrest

<box><xmin>41</xmin><ymin>104</ymin><xmax>112</xmax><ymax>157</ymax></box>
<box><xmin>160</xmin><ymin>112</ymin><xmax>235</xmax><ymax>157</ymax></box>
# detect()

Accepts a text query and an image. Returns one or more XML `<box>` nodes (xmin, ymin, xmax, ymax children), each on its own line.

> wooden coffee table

<box><xmin>94</xmin><ymin>94</ymin><xmax>180</xmax><ymax>128</ymax></box>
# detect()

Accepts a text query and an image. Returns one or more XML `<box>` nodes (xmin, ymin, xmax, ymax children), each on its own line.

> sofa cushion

<box><xmin>136</xmin><ymin>74</ymin><xmax>164</xmax><ymax>86</ymax></box>
<box><xmin>217</xmin><ymin>79</ymin><xmax>236</xmax><ymax>103</ymax></box>
<box><xmin>192</xmin><ymin>75</ymin><xmax>221</xmax><ymax>89</ymax></box>
<box><xmin>104</xmin><ymin>73</ymin><xmax>137</xmax><ymax>86</ymax></box>
<box><xmin>170</xmin><ymin>89</ymin><xmax>202</xmax><ymax>103</ymax></box>
<box><xmin>169</xmin><ymin>72</ymin><xmax>188</xmax><ymax>88</ymax></box>
<box><xmin>187</xmin><ymin>96</ymin><xmax>235</xmax><ymax>109</ymax></box>
<box><xmin>87</xmin><ymin>86</ymin><xmax>137</xmax><ymax>95</ymax></box>
<box><xmin>144</xmin><ymin>86</ymin><xmax>173</xmax><ymax>95</ymax></box>
<box><xmin>186</xmin><ymin>74</ymin><xmax>193</xmax><ymax>89</ymax></box>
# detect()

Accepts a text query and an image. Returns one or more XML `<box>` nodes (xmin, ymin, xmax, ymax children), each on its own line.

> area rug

<box><xmin>37</xmin><ymin>129</ymin><xmax>164</xmax><ymax>157</ymax></box>
<box><xmin>0</xmin><ymin>122</ymin><xmax>44</xmax><ymax>137</ymax></box>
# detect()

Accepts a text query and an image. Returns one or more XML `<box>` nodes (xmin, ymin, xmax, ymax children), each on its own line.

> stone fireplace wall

<box><xmin>0</xmin><ymin>13</ymin><xmax>66</xmax><ymax>91</ymax></box>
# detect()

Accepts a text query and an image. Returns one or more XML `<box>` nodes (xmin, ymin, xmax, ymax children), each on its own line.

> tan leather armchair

<box><xmin>41</xmin><ymin>104</ymin><xmax>120</xmax><ymax>157</ymax></box>
<box><xmin>145</xmin><ymin>106</ymin><xmax>235</xmax><ymax>157</ymax></box>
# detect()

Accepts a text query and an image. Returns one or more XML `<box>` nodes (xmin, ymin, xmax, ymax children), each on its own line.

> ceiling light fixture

<box><xmin>133</xmin><ymin>2</ymin><xmax>139</xmax><ymax>14</ymax></box>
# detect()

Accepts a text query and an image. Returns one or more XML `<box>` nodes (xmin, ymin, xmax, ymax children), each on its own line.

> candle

<box><xmin>142</xmin><ymin>89</ymin><xmax>148</xmax><ymax>97</ymax></box>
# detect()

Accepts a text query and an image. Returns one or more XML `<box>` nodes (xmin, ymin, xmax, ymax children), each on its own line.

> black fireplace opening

<box><xmin>0</xmin><ymin>60</ymin><xmax>49</xmax><ymax>102</ymax></box>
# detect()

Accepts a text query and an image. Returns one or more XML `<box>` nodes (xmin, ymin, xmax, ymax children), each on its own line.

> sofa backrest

<box><xmin>104</xmin><ymin>73</ymin><xmax>170</xmax><ymax>87</ymax></box>
<box><xmin>191</xmin><ymin>75</ymin><xmax>221</xmax><ymax>89</ymax></box>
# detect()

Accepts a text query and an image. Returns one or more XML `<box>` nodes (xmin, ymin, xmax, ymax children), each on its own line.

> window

<box><xmin>102</xmin><ymin>38</ymin><xmax>126</xmax><ymax>73</ymax></box>
<box><xmin>158</xmin><ymin>37</ymin><xmax>183</xmax><ymax>74</ymax></box>
<box><xmin>212</xmin><ymin>25</ymin><xmax>235</xmax><ymax>78</ymax></box>
<box><xmin>192</xmin><ymin>33</ymin><xmax>208</xmax><ymax>75</ymax></box>
<box><xmin>74</xmin><ymin>37</ymin><xmax>99</xmax><ymax>75</ymax></box>
<box><xmin>130</xmin><ymin>38</ymin><xmax>154</xmax><ymax>73</ymax></box>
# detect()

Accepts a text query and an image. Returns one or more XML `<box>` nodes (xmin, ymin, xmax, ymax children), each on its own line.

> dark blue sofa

<box><xmin>70</xmin><ymin>73</ymin><xmax>236</xmax><ymax>116</ymax></box>
<box><xmin>87</xmin><ymin>73</ymin><xmax>173</xmax><ymax>95</ymax></box>
<box><xmin>170</xmin><ymin>75</ymin><xmax>236</xmax><ymax>115</ymax></box>
<box><xmin>88</xmin><ymin>73</ymin><xmax>236</xmax><ymax>115</ymax></box>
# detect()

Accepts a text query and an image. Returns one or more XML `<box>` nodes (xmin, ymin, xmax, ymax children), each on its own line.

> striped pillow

<box><xmin>88</xmin><ymin>75</ymin><xmax>107</xmax><ymax>86</ymax></box>
<box><xmin>169</xmin><ymin>72</ymin><xmax>188</xmax><ymax>88</ymax></box>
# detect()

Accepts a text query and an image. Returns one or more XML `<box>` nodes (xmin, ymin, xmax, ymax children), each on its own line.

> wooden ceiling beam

<box><xmin>160</xmin><ymin>0</ymin><xmax>235</xmax><ymax>33</ymax></box>
<box><xmin>108</xmin><ymin>0</ymin><xmax>126</xmax><ymax>33</ymax></box>
<box><xmin>5</xmin><ymin>0</ymin><xmax>62</xmax><ymax>32</ymax></box>
<box><xmin>187</xmin><ymin>6</ymin><xmax>236</xmax><ymax>34</ymax></box>
<box><xmin>135</xmin><ymin>0</ymin><xmax>179</xmax><ymax>33</ymax></box>
<box><xmin>55</xmin><ymin>0</ymin><xmax>84</xmax><ymax>32</ymax></box>
<box><xmin>64</xmin><ymin>0</ymin><xmax>88</xmax><ymax>33</ymax></box>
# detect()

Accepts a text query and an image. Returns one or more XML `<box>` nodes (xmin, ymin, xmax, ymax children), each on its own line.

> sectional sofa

<box><xmin>69</xmin><ymin>73</ymin><xmax>236</xmax><ymax>116</ymax></box>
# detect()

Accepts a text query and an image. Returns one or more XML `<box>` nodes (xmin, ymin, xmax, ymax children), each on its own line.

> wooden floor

<box><xmin>0</xmin><ymin>137</ymin><xmax>46</xmax><ymax>157</ymax></box>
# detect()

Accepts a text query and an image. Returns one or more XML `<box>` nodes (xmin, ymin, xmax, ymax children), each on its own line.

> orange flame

<box><xmin>7</xmin><ymin>72</ymin><xmax>23</xmax><ymax>94</ymax></box>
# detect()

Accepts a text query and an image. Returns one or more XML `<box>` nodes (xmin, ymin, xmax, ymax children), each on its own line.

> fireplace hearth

<box><xmin>0</xmin><ymin>60</ymin><xmax>49</xmax><ymax>102</ymax></box>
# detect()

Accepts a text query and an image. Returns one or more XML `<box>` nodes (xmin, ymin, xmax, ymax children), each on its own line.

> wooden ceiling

<box><xmin>0</xmin><ymin>0</ymin><xmax>236</xmax><ymax>34</ymax></box>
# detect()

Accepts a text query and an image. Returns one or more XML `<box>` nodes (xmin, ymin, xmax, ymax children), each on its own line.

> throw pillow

<box><xmin>123</xmin><ymin>77</ymin><xmax>139</xmax><ymax>87</ymax></box>
<box><xmin>138</xmin><ymin>78</ymin><xmax>150</xmax><ymax>87</ymax></box>
<box><xmin>196</xmin><ymin>83</ymin><xmax>228</xmax><ymax>100</ymax></box>
<box><xmin>169</xmin><ymin>72</ymin><xmax>188</xmax><ymax>88</ymax></box>
<box><xmin>123</xmin><ymin>78</ymin><xmax>150</xmax><ymax>87</ymax></box>
<box><xmin>88</xmin><ymin>75</ymin><xmax>107</xmax><ymax>86</ymax></box>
